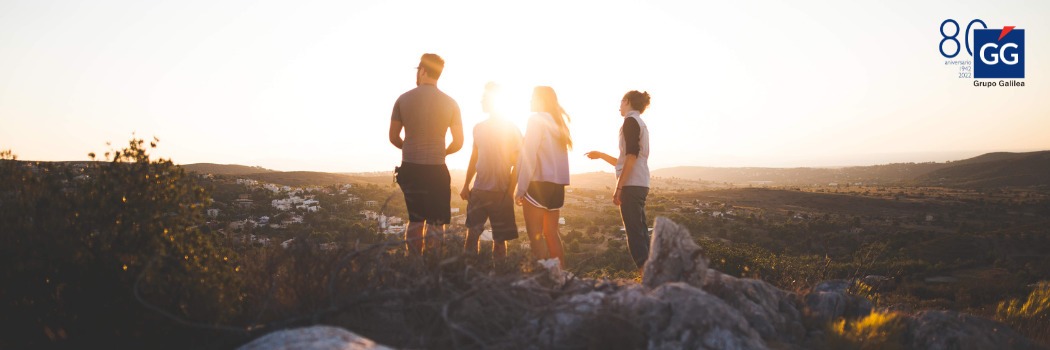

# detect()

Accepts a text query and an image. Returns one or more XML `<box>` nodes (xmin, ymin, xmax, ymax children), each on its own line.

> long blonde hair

<box><xmin>532</xmin><ymin>86</ymin><xmax>572</xmax><ymax>150</ymax></box>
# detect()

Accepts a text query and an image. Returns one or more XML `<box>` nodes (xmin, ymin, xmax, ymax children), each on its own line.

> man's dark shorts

<box><xmin>395</xmin><ymin>162</ymin><xmax>451</xmax><ymax>224</ymax></box>
<box><xmin>465</xmin><ymin>189</ymin><xmax>519</xmax><ymax>241</ymax></box>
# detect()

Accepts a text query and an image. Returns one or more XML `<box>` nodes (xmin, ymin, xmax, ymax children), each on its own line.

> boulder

<box><xmin>643</xmin><ymin>217</ymin><xmax>708</xmax><ymax>289</ymax></box>
<box><xmin>861</xmin><ymin>275</ymin><xmax>894</xmax><ymax>291</ymax></box>
<box><xmin>704</xmin><ymin>269</ymin><xmax>806</xmax><ymax>344</ymax></box>
<box><xmin>238</xmin><ymin>325</ymin><xmax>392</xmax><ymax>350</ymax></box>
<box><xmin>802</xmin><ymin>280</ymin><xmax>872</xmax><ymax>326</ymax></box>
<box><xmin>620</xmin><ymin>282</ymin><xmax>768</xmax><ymax>350</ymax></box>
<box><xmin>907</xmin><ymin>311</ymin><xmax>1039</xmax><ymax>350</ymax></box>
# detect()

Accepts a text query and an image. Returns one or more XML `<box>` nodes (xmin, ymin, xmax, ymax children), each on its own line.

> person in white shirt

<box><xmin>585</xmin><ymin>90</ymin><xmax>652</xmax><ymax>269</ymax></box>
<box><xmin>515</xmin><ymin>86</ymin><xmax>572</xmax><ymax>266</ymax></box>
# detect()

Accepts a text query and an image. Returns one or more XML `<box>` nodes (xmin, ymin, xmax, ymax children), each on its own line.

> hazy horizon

<box><xmin>151</xmin><ymin>147</ymin><xmax>1041</xmax><ymax>174</ymax></box>
<box><xmin>2</xmin><ymin>1</ymin><xmax>1048</xmax><ymax>173</ymax></box>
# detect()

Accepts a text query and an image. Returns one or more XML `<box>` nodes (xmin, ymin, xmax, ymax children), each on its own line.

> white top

<box><xmin>515</xmin><ymin>112</ymin><xmax>570</xmax><ymax>197</ymax></box>
<box><xmin>616</xmin><ymin>111</ymin><xmax>650</xmax><ymax>187</ymax></box>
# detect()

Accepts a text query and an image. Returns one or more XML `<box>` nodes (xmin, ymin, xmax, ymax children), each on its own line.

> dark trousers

<box><xmin>620</xmin><ymin>186</ymin><xmax>650</xmax><ymax>267</ymax></box>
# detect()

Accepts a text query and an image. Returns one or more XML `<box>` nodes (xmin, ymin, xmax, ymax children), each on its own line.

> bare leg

<box><xmin>425</xmin><ymin>223</ymin><xmax>445</xmax><ymax>255</ymax></box>
<box><xmin>543</xmin><ymin>209</ymin><xmax>564</xmax><ymax>267</ymax></box>
<box><xmin>522</xmin><ymin>202</ymin><xmax>549</xmax><ymax>260</ymax></box>
<box><xmin>406</xmin><ymin>221</ymin><xmax>425</xmax><ymax>256</ymax></box>
<box><xmin>465</xmin><ymin>225</ymin><xmax>483</xmax><ymax>255</ymax></box>
<box><xmin>493</xmin><ymin>239</ymin><xmax>508</xmax><ymax>259</ymax></box>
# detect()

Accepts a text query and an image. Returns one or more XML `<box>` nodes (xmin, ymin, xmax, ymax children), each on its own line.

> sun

<box><xmin>482</xmin><ymin>82</ymin><xmax>533</xmax><ymax>128</ymax></box>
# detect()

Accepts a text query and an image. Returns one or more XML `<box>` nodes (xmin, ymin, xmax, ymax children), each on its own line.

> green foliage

<box><xmin>703</xmin><ymin>239</ymin><xmax>829</xmax><ymax>291</ymax></box>
<box><xmin>572</xmin><ymin>239</ymin><xmax>639</xmax><ymax>280</ymax></box>
<box><xmin>0</xmin><ymin>138</ymin><xmax>241</xmax><ymax>348</ymax></box>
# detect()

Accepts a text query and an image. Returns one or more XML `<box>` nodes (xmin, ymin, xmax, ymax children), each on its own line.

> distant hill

<box><xmin>652</xmin><ymin>162</ymin><xmax>950</xmax><ymax>186</ymax></box>
<box><xmin>179</xmin><ymin>150</ymin><xmax>1050</xmax><ymax>188</ymax></box>
<box><xmin>570</xmin><ymin>172</ymin><xmax>617</xmax><ymax>189</ymax></box>
<box><xmin>243</xmin><ymin>171</ymin><xmax>393</xmax><ymax>187</ymax></box>
<box><xmin>944</xmin><ymin>151</ymin><xmax>1041</xmax><ymax>166</ymax></box>
<box><xmin>916</xmin><ymin>151</ymin><xmax>1050</xmax><ymax>188</ymax></box>
<box><xmin>181</xmin><ymin>163</ymin><xmax>276</xmax><ymax>175</ymax></box>
<box><xmin>180</xmin><ymin>164</ymin><xmax>395</xmax><ymax>187</ymax></box>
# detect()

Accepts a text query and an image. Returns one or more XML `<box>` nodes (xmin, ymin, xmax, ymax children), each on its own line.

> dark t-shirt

<box><xmin>391</xmin><ymin>84</ymin><xmax>462</xmax><ymax>165</ymax></box>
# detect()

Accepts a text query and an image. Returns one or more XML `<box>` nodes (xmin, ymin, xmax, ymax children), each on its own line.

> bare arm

<box><xmin>507</xmin><ymin>143</ymin><xmax>520</xmax><ymax>197</ymax></box>
<box><xmin>446</xmin><ymin>122</ymin><xmax>464</xmax><ymax>155</ymax></box>
<box><xmin>389</xmin><ymin>119</ymin><xmax>404</xmax><ymax>149</ymax></box>
<box><xmin>586</xmin><ymin>151</ymin><xmax>617</xmax><ymax>167</ymax></box>
<box><xmin>460</xmin><ymin>144</ymin><xmax>478</xmax><ymax>200</ymax></box>
<box><xmin>613</xmin><ymin>154</ymin><xmax>638</xmax><ymax>205</ymax></box>
<box><xmin>515</xmin><ymin>117</ymin><xmax>541</xmax><ymax>200</ymax></box>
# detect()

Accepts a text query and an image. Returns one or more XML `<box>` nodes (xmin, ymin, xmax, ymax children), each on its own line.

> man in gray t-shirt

<box><xmin>389</xmin><ymin>53</ymin><xmax>463</xmax><ymax>256</ymax></box>
<box><xmin>460</xmin><ymin>82</ymin><xmax>522</xmax><ymax>259</ymax></box>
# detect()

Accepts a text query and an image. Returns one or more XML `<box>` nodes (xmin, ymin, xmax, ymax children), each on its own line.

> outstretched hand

<box><xmin>585</xmin><ymin>151</ymin><xmax>604</xmax><ymax>160</ymax></box>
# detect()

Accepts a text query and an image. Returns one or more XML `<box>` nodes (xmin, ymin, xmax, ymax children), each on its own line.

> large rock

<box><xmin>517</xmin><ymin>282</ymin><xmax>769</xmax><ymax>350</ymax></box>
<box><xmin>802</xmin><ymin>280</ymin><xmax>872</xmax><ymax>326</ymax></box>
<box><xmin>238</xmin><ymin>325</ymin><xmax>393</xmax><ymax>350</ymax></box>
<box><xmin>703</xmin><ymin>269</ymin><xmax>806</xmax><ymax>345</ymax></box>
<box><xmin>624</xmin><ymin>283</ymin><xmax>768</xmax><ymax>350</ymax></box>
<box><xmin>907</xmin><ymin>311</ymin><xmax>1039</xmax><ymax>350</ymax></box>
<box><xmin>643</xmin><ymin>217</ymin><xmax>708</xmax><ymax>289</ymax></box>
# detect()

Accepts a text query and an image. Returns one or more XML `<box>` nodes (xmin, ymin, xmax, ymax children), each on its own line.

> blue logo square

<box><xmin>974</xmin><ymin>28</ymin><xmax>1024</xmax><ymax>79</ymax></box>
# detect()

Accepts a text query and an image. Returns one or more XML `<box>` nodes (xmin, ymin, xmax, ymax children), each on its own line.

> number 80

<box><xmin>940</xmin><ymin>19</ymin><xmax>987</xmax><ymax>58</ymax></box>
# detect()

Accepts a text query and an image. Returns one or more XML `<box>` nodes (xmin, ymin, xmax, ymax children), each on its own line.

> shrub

<box><xmin>825</xmin><ymin>311</ymin><xmax>908</xmax><ymax>350</ymax></box>
<box><xmin>0</xmin><ymin>139</ymin><xmax>241</xmax><ymax>349</ymax></box>
<box><xmin>996</xmin><ymin>281</ymin><xmax>1050</xmax><ymax>345</ymax></box>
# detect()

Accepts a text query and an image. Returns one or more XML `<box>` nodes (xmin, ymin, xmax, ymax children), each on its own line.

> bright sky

<box><xmin>1</xmin><ymin>0</ymin><xmax>1047</xmax><ymax>173</ymax></box>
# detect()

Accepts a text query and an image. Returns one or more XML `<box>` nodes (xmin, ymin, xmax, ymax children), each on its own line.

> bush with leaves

<box><xmin>0</xmin><ymin>138</ymin><xmax>241</xmax><ymax>349</ymax></box>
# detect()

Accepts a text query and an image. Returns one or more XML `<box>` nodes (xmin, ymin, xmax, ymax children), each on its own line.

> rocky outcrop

<box><xmin>802</xmin><ymin>280</ymin><xmax>873</xmax><ymax>327</ymax></box>
<box><xmin>640</xmin><ymin>283</ymin><xmax>767</xmax><ymax>350</ymax></box>
<box><xmin>238</xmin><ymin>217</ymin><xmax>1040</xmax><ymax>350</ymax></box>
<box><xmin>907</xmin><ymin>311</ymin><xmax>1039</xmax><ymax>350</ymax></box>
<box><xmin>642</xmin><ymin>217</ymin><xmax>708</xmax><ymax>289</ymax></box>
<box><xmin>237</xmin><ymin>326</ymin><xmax>393</xmax><ymax>350</ymax></box>
<box><xmin>703</xmin><ymin>269</ymin><xmax>806</xmax><ymax>345</ymax></box>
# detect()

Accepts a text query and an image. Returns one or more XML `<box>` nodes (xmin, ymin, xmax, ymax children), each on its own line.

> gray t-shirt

<box><xmin>472</xmin><ymin>117</ymin><xmax>522</xmax><ymax>192</ymax></box>
<box><xmin>391</xmin><ymin>84</ymin><xmax>462</xmax><ymax>165</ymax></box>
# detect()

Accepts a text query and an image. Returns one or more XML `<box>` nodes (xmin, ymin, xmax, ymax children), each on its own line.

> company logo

<box><xmin>973</xmin><ymin>27</ymin><xmax>1024</xmax><ymax>78</ymax></box>
<box><xmin>939</xmin><ymin>19</ymin><xmax>1025</xmax><ymax>86</ymax></box>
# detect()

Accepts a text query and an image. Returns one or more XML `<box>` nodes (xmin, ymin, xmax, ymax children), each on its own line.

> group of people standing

<box><xmin>388</xmin><ymin>53</ymin><xmax>653</xmax><ymax>270</ymax></box>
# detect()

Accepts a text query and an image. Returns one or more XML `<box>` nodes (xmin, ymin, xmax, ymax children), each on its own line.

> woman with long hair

<box><xmin>515</xmin><ymin>86</ymin><xmax>571</xmax><ymax>266</ymax></box>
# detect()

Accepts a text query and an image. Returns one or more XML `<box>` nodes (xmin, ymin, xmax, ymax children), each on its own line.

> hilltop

<box><xmin>243</xmin><ymin>171</ymin><xmax>390</xmax><ymax>187</ymax></box>
<box><xmin>5</xmin><ymin>139</ymin><xmax>1048</xmax><ymax>348</ymax></box>
<box><xmin>915</xmin><ymin>151</ymin><xmax>1050</xmax><ymax>188</ymax></box>
<box><xmin>654</xmin><ymin>151</ymin><xmax>1050</xmax><ymax>188</ymax></box>
<box><xmin>181</xmin><ymin>163</ymin><xmax>277</xmax><ymax>175</ymax></box>
<box><xmin>652</xmin><ymin>163</ymin><xmax>949</xmax><ymax>186</ymax></box>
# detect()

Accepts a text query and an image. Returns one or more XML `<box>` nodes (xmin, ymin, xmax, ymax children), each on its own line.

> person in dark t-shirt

<box><xmin>389</xmin><ymin>53</ymin><xmax>464</xmax><ymax>256</ymax></box>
